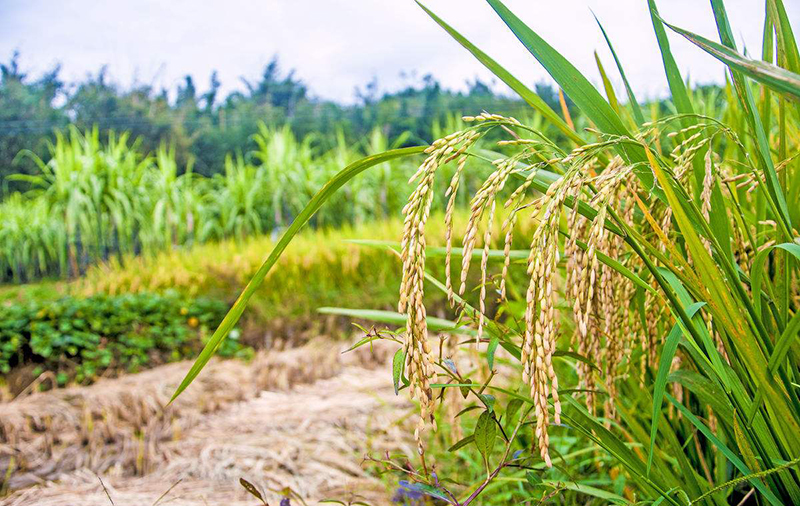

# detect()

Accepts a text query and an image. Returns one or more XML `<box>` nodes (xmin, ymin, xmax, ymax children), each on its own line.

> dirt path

<box><xmin>1</xmin><ymin>341</ymin><xmax>412</xmax><ymax>506</ymax></box>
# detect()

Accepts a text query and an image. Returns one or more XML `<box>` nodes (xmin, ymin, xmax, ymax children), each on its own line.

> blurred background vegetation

<box><xmin>0</xmin><ymin>51</ymin><xmax>574</xmax><ymax>182</ymax></box>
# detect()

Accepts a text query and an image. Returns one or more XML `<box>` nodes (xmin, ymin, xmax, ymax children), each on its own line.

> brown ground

<box><xmin>0</xmin><ymin>340</ymin><xmax>412</xmax><ymax>506</ymax></box>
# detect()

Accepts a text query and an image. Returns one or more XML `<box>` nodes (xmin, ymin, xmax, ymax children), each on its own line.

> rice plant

<box><xmin>176</xmin><ymin>0</ymin><xmax>800</xmax><ymax>504</ymax></box>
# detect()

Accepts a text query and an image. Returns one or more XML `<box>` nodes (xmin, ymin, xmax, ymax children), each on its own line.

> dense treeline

<box><xmin>0</xmin><ymin>51</ymin><xmax>569</xmax><ymax>183</ymax></box>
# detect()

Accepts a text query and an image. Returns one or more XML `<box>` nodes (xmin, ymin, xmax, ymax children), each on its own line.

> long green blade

<box><xmin>170</xmin><ymin>146</ymin><xmax>425</xmax><ymax>401</ymax></box>
<box><xmin>708</xmin><ymin>0</ymin><xmax>793</xmax><ymax>239</ymax></box>
<box><xmin>415</xmin><ymin>1</ymin><xmax>584</xmax><ymax>146</ymax></box>
<box><xmin>317</xmin><ymin>307</ymin><xmax>468</xmax><ymax>333</ymax></box>
<box><xmin>666</xmin><ymin>21</ymin><xmax>800</xmax><ymax>101</ymax></box>
<box><xmin>593</xmin><ymin>12</ymin><xmax>645</xmax><ymax>126</ymax></box>
<box><xmin>667</xmin><ymin>394</ymin><xmax>784</xmax><ymax>506</ymax></box>
<box><xmin>484</xmin><ymin>0</ymin><xmax>666</xmax><ymax>201</ymax></box>
<box><xmin>767</xmin><ymin>0</ymin><xmax>800</xmax><ymax>74</ymax></box>
<box><xmin>648</xmin><ymin>301</ymin><xmax>706</xmax><ymax>475</ymax></box>
<box><xmin>647</xmin><ymin>0</ymin><xmax>694</xmax><ymax>117</ymax></box>
<box><xmin>485</xmin><ymin>0</ymin><xmax>628</xmax><ymax>139</ymax></box>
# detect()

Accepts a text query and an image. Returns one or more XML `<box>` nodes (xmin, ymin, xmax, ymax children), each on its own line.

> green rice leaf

<box><xmin>668</xmin><ymin>370</ymin><xmax>733</xmax><ymax>423</ymax></box>
<box><xmin>767</xmin><ymin>0</ymin><xmax>800</xmax><ymax>74</ymax></box>
<box><xmin>647</xmin><ymin>0</ymin><xmax>694</xmax><ymax>117</ymax></box>
<box><xmin>563</xmin><ymin>396</ymin><xmax>680</xmax><ymax>505</ymax></box>
<box><xmin>708</xmin><ymin>0</ymin><xmax>793</xmax><ymax>239</ymax></box>
<box><xmin>346</xmin><ymin>239</ymin><xmax>529</xmax><ymax>260</ymax></box>
<box><xmin>169</xmin><ymin>146</ymin><xmax>425</xmax><ymax>401</ymax></box>
<box><xmin>485</xmin><ymin>0</ymin><xmax>627</xmax><ymax>138</ymax></box>
<box><xmin>666</xmin><ymin>21</ymin><xmax>800</xmax><ymax>101</ymax></box>
<box><xmin>594</xmin><ymin>51</ymin><xmax>620</xmax><ymax>114</ymax></box>
<box><xmin>415</xmin><ymin>1</ymin><xmax>583</xmax><ymax>145</ymax></box>
<box><xmin>733</xmin><ymin>413</ymin><xmax>762</xmax><ymax>475</ymax></box>
<box><xmin>593</xmin><ymin>12</ymin><xmax>645</xmax><ymax>126</ymax></box>
<box><xmin>317</xmin><ymin>307</ymin><xmax>468</xmax><ymax>333</ymax></box>
<box><xmin>708</xmin><ymin>166</ymin><xmax>733</xmax><ymax>262</ymax></box>
<box><xmin>768</xmin><ymin>309</ymin><xmax>800</xmax><ymax>377</ymax></box>
<box><xmin>750</xmin><ymin>243</ymin><xmax>800</xmax><ymax>321</ymax></box>
<box><xmin>666</xmin><ymin>394</ymin><xmax>784</xmax><ymax>506</ymax></box>
<box><xmin>648</xmin><ymin>301</ymin><xmax>706</xmax><ymax>475</ymax></box>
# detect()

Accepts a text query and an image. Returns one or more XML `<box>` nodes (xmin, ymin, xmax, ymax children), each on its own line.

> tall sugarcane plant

<box><xmin>0</xmin><ymin>123</ymin><xmax>428</xmax><ymax>282</ymax></box>
<box><xmin>174</xmin><ymin>0</ymin><xmax>800</xmax><ymax>504</ymax></box>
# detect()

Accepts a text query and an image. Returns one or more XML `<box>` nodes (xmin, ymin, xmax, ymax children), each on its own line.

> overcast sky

<box><xmin>1</xmin><ymin>1</ymin><xmax>797</xmax><ymax>104</ymax></box>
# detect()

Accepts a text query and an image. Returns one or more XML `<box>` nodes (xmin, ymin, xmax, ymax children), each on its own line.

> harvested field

<box><xmin>1</xmin><ymin>339</ymin><xmax>411</xmax><ymax>505</ymax></box>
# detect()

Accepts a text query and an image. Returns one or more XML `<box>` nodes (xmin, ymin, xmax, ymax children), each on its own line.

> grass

<box><xmin>173</xmin><ymin>0</ymin><xmax>800</xmax><ymax>504</ymax></box>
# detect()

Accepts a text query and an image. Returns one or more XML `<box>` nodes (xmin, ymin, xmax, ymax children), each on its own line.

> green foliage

<box><xmin>0</xmin><ymin>291</ymin><xmax>247</xmax><ymax>385</ymax></box>
<box><xmin>0</xmin><ymin>116</ymin><xmax>511</xmax><ymax>282</ymax></box>
<box><xmin>0</xmin><ymin>53</ymin><xmax>544</xmax><ymax>183</ymax></box>
<box><xmin>172</xmin><ymin>1</ymin><xmax>800</xmax><ymax>505</ymax></box>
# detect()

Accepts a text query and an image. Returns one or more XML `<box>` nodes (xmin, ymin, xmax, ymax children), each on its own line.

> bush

<box><xmin>0</xmin><ymin>291</ymin><xmax>249</xmax><ymax>386</ymax></box>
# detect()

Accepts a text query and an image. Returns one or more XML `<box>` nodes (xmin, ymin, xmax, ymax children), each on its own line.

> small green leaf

<box><xmin>474</xmin><ymin>410</ymin><xmax>497</xmax><ymax>460</ymax></box>
<box><xmin>480</xmin><ymin>394</ymin><xmax>496</xmax><ymax>412</ymax></box>
<box><xmin>455</xmin><ymin>405</ymin><xmax>482</xmax><ymax>418</ymax></box>
<box><xmin>487</xmin><ymin>335</ymin><xmax>499</xmax><ymax>370</ymax></box>
<box><xmin>525</xmin><ymin>471</ymin><xmax>543</xmax><ymax>488</ymax></box>
<box><xmin>239</xmin><ymin>478</ymin><xmax>267</xmax><ymax>505</ymax></box>
<box><xmin>392</xmin><ymin>349</ymin><xmax>405</xmax><ymax>395</ymax></box>
<box><xmin>506</xmin><ymin>398</ymin><xmax>523</xmax><ymax>425</ymax></box>
<box><xmin>448</xmin><ymin>434</ymin><xmax>475</xmax><ymax>452</ymax></box>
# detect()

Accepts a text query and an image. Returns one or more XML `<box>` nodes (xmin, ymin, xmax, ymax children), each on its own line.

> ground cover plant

<box><xmin>0</xmin><ymin>291</ymin><xmax>246</xmax><ymax>393</ymax></box>
<box><xmin>174</xmin><ymin>0</ymin><xmax>800</xmax><ymax>504</ymax></box>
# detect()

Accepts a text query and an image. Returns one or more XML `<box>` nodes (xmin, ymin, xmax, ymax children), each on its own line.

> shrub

<box><xmin>0</xmin><ymin>291</ymin><xmax>248</xmax><ymax>386</ymax></box>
